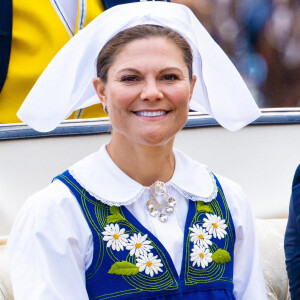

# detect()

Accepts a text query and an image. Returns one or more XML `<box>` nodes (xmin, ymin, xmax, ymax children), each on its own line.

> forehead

<box><xmin>111</xmin><ymin>37</ymin><xmax>186</xmax><ymax>69</ymax></box>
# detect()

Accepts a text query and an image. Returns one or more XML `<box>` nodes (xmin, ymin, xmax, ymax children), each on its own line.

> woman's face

<box><xmin>93</xmin><ymin>37</ymin><xmax>196</xmax><ymax>147</ymax></box>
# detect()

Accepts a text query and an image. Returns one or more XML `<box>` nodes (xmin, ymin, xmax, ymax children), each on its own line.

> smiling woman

<box><xmin>94</xmin><ymin>35</ymin><xmax>194</xmax><ymax>146</ymax></box>
<box><xmin>8</xmin><ymin>2</ymin><xmax>267</xmax><ymax>300</ymax></box>
<box><xmin>92</xmin><ymin>27</ymin><xmax>196</xmax><ymax>184</ymax></box>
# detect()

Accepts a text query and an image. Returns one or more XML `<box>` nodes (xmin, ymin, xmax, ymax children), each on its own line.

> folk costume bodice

<box><xmin>8</xmin><ymin>146</ymin><xmax>267</xmax><ymax>299</ymax></box>
<box><xmin>55</xmin><ymin>170</ymin><xmax>236</xmax><ymax>300</ymax></box>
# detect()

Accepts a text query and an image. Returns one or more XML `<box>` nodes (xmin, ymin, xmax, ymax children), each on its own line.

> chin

<box><xmin>136</xmin><ymin>130</ymin><xmax>176</xmax><ymax>147</ymax></box>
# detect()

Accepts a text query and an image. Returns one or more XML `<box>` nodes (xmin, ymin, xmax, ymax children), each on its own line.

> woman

<box><xmin>8</xmin><ymin>2</ymin><xmax>266</xmax><ymax>299</ymax></box>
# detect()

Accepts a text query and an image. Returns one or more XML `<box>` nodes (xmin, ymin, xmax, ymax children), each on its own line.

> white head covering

<box><xmin>17</xmin><ymin>1</ymin><xmax>260</xmax><ymax>132</ymax></box>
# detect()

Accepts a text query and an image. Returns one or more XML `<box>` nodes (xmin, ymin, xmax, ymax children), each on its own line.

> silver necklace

<box><xmin>146</xmin><ymin>181</ymin><xmax>176</xmax><ymax>222</ymax></box>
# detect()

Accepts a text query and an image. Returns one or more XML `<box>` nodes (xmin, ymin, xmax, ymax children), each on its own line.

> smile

<box><xmin>135</xmin><ymin>111</ymin><xmax>168</xmax><ymax>117</ymax></box>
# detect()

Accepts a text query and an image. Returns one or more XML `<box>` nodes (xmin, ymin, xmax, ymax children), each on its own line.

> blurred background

<box><xmin>1</xmin><ymin>0</ymin><xmax>299</xmax><ymax>126</ymax></box>
<box><xmin>182</xmin><ymin>0</ymin><xmax>300</xmax><ymax>108</ymax></box>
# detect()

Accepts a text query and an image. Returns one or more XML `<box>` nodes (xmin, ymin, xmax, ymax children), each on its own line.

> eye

<box><xmin>162</xmin><ymin>73</ymin><xmax>180</xmax><ymax>81</ymax></box>
<box><xmin>121</xmin><ymin>75</ymin><xmax>140</xmax><ymax>82</ymax></box>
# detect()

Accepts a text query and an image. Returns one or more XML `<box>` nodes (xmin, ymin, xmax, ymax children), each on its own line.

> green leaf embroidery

<box><xmin>108</xmin><ymin>261</ymin><xmax>139</xmax><ymax>275</ymax></box>
<box><xmin>197</xmin><ymin>201</ymin><xmax>204</xmax><ymax>209</ymax></box>
<box><xmin>212</xmin><ymin>249</ymin><xmax>231</xmax><ymax>264</ymax></box>
<box><xmin>107</xmin><ymin>214</ymin><xmax>125</xmax><ymax>223</ymax></box>
<box><xmin>196</xmin><ymin>201</ymin><xmax>213</xmax><ymax>213</ymax></box>
<box><xmin>107</xmin><ymin>206</ymin><xmax>125</xmax><ymax>223</ymax></box>
<box><xmin>110</xmin><ymin>206</ymin><xmax>119</xmax><ymax>215</ymax></box>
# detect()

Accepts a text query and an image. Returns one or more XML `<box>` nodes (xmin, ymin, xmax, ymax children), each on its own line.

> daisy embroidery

<box><xmin>136</xmin><ymin>253</ymin><xmax>163</xmax><ymax>277</ymax></box>
<box><xmin>102</xmin><ymin>223</ymin><xmax>129</xmax><ymax>251</ymax></box>
<box><xmin>189</xmin><ymin>224</ymin><xmax>212</xmax><ymax>248</ymax></box>
<box><xmin>190</xmin><ymin>245</ymin><xmax>212</xmax><ymax>268</ymax></box>
<box><xmin>126</xmin><ymin>233</ymin><xmax>153</xmax><ymax>257</ymax></box>
<box><xmin>202</xmin><ymin>213</ymin><xmax>227</xmax><ymax>239</ymax></box>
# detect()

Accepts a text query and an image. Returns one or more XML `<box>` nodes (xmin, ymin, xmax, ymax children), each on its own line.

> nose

<box><xmin>140</xmin><ymin>79</ymin><xmax>163</xmax><ymax>102</ymax></box>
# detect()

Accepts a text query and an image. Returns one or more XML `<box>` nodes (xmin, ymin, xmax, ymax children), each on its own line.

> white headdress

<box><xmin>17</xmin><ymin>2</ymin><xmax>260</xmax><ymax>132</ymax></box>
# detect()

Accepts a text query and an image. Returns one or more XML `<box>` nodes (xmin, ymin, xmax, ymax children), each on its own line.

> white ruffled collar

<box><xmin>69</xmin><ymin>144</ymin><xmax>217</xmax><ymax>206</ymax></box>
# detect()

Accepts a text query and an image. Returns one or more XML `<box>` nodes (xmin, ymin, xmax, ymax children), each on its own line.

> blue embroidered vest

<box><xmin>55</xmin><ymin>171</ymin><xmax>236</xmax><ymax>300</ymax></box>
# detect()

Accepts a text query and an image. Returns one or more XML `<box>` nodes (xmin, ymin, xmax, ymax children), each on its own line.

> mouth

<box><xmin>134</xmin><ymin>110</ymin><xmax>169</xmax><ymax>117</ymax></box>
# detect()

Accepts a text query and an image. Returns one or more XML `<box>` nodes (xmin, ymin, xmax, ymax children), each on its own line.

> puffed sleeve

<box><xmin>8</xmin><ymin>180</ymin><xmax>93</xmax><ymax>300</ymax></box>
<box><xmin>218</xmin><ymin>176</ymin><xmax>267</xmax><ymax>300</ymax></box>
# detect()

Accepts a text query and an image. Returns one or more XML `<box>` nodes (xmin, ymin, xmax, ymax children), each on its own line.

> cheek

<box><xmin>166</xmin><ymin>85</ymin><xmax>191</xmax><ymax>107</ymax></box>
<box><xmin>107</xmin><ymin>88</ymin><xmax>137</xmax><ymax>111</ymax></box>
<box><xmin>106</xmin><ymin>89</ymin><xmax>138</xmax><ymax>130</ymax></box>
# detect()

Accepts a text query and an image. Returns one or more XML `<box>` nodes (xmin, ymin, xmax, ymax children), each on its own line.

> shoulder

<box><xmin>174</xmin><ymin>148</ymin><xmax>252</xmax><ymax>230</ymax></box>
<box><xmin>174</xmin><ymin>148</ymin><xmax>247</xmax><ymax>203</ymax></box>
<box><xmin>290</xmin><ymin>164</ymin><xmax>300</xmax><ymax>218</ymax></box>
<box><xmin>216</xmin><ymin>174</ymin><xmax>247</xmax><ymax>207</ymax></box>
<box><xmin>174</xmin><ymin>148</ymin><xmax>248</xmax><ymax>208</ymax></box>
<box><xmin>28</xmin><ymin>179</ymin><xmax>75</xmax><ymax>205</ymax></box>
<box><xmin>17</xmin><ymin>179</ymin><xmax>78</xmax><ymax>221</ymax></box>
<box><xmin>292</xmin><ymin>164</ymin><xmax>300</xmax><ymax>188</ymax></box>
<box><xmin>8</xmin><ymin>179</ymin><xmax>91</xmax><ymax>254</ymax></box>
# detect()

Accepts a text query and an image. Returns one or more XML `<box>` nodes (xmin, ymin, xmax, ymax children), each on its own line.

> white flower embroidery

<box><xmin>136</xmin><ymin>253</ymin><xmax>163</xmax><ymax>277</ymax></box>
<box><xmin>190</xmin><ymin>245</ymin><xmax>212</xmax><ymax>268</ymax></box>
<box><xmin>189</xmin><ymin>224</ymin><xmax>212</xmax><ymax>248</ymax></box>
<box><xmin>202</xmin><ymin>213</ymin><xmax>227</xmax><ymax>239</ymax></box>
<box><xmin>126</xmin><ymin>233</ymin><xmax>153</xmax><ymax>257</ymax></box>
<box><xmin>102</xmin><ymin>223</ymin><xmax>129</xmax><ymax>251</ymax></box>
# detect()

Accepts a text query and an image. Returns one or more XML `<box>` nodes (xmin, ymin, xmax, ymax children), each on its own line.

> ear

<box><xmin>93</xmin><ymin>77</ymin><xmax>107</xmax><ymax>106</ymax></box>
<box><xmin>189</xmin><ymin>75</ymin><xmax>197</xmax><ymax>103</ymax></box>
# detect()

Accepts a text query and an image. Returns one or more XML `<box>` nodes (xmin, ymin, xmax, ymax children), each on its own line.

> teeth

<box><xmin>136</xmin><ymin>111</ymin><xmax>166</xmax><ymax>117</ymax></box>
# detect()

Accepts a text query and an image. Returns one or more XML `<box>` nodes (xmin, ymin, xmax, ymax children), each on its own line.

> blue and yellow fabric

<box><xmin>0</xmin><ymin>0</ymin><xmax>104</xmax><ymax>124</ymax></box>
<box><xmin>55</xmin><ymin>170</ymin><xmax>236</xmax><ymax>300</ymax></box>
<box><xmin>102</xmin><ymin>0</ymin><xmax>170</xmax><ymax>10</ymax></box>
<box><xmin>0</xmin><ymin>0</ymin><xmax>12</xmax><ymax>95</ymax></box>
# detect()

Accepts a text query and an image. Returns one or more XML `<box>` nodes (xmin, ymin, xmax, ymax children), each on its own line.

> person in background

<box><xmin>0</xmin><ymin>0</ymin><xmax>105</xmax><ymax>124</ymax></box>
<box><xmin>285</xmin><ymin>164</ymin><xmax>300</xmax><ymax>299</ymax></box>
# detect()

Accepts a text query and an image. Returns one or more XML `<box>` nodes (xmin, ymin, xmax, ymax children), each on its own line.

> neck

<box><xmin>107</xmin><ymin>136</ymin><xmax>175</xmax><ymax>186</ymax></box>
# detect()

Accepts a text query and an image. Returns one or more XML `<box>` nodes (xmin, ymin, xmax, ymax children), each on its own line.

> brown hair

<box><xmin>96</xmin><ymin>24</ymin><xmax>193</xmax><ymax>82</ymax></box>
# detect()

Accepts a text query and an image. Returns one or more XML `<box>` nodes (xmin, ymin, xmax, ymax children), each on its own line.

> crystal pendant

<box><xmin>165</xmin><ymin>206</ymin><xmax>174</xmax><ymax>214</ymax></box>
<box><xmin>159</xmin><ymin>213</ymin><xmax>168</xmax><ymax>222</ymax></box>
<box><xmin>168</xmin><ymin>197</ymin><xmax>176</xmax><ymax>208</ymax></box>
<box><xmin>146</xmin><ymin>200</ymin><xmax>154</xmax><ymax>210</ymax></box>
<box><xmin>146</xmin><ymin>181</ymin><xmax>176</xmax><ymax>223</ymax></box>
<box><xmin>150</xmin><ymin>207</ymin><xmax>158</xmax><ymax>217</ymax></box>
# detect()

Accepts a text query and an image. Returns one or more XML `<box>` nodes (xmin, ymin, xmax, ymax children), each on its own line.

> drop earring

<box><xmin>102</xmin><ymin>104</ymin><xmax>108</xmax><ymax>114</ymax></box>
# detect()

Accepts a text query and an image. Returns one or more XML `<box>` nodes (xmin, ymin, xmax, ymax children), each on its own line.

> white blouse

<box><xmin>8</xmin><ymin>145</ymin><xmax>267</xmax><ymax>300</ymax></box>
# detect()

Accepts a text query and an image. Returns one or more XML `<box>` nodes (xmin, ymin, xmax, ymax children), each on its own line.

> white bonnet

<box><xmin>17</xmin><ymin>2</ymin><xmax>260</xmax><ymax>132</ymax></box>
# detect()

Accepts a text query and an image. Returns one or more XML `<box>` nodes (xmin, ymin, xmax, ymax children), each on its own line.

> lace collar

<box><xmin>69</xmin><ymin>144</ymin><xmax>217</xmax><ymax>206</ymax></box>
